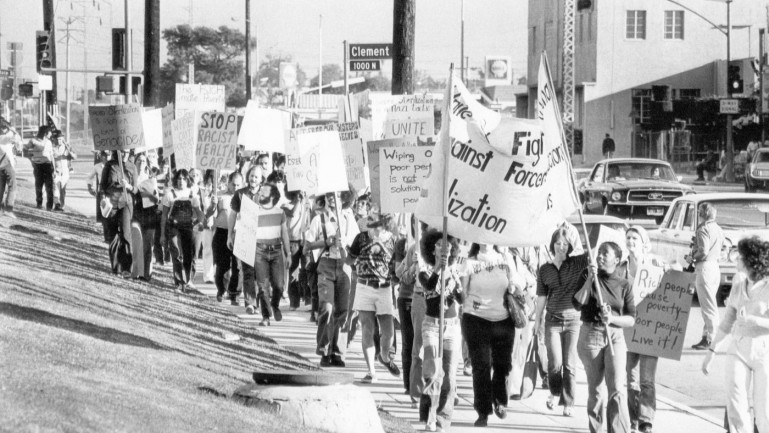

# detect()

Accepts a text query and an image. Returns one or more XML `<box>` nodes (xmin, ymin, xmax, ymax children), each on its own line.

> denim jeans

<box><xmin>627</xmin><ymin>351</ymin><xmax>658</xmax><ymax>429</ymax></box>
<box><xmin>32</xmin><ymin>162</ymin><xmax>54</xmax><ymax>209</ymax></box>
<box><xmin>169</xmin><ymin>227</ymin><xmax>195</xmax><ymax>286</ymax></box>
<box><xmin>726</xmin><ymin>335</ymin><xmax>769</xmax><ymax>433</ymax></box>
<box><xmin>248</xmin><ymin>243</ymin><xmax>285</xmax><ymax>319</ymax></box>
<box><xmin>420</xmin><ymin>316</ymin><xmax>461</xmax><ymax>428</ymax></box>
<box><xmin>130</xmin><ymin>221</ymin><xmax>155</xmax><ymax>280</ymax></box>
<box><xmin>578</xmin><ymin>323</ymin><xmax>630</xmax><ymax>433</ymax></box>
<box><xmin>410</xmin><ymin>294</ymin><xmax>427</xmax><ymax>401</ymax></box>
<box><xmin>316</xmin><ymin>257</ymin><xmax>350</xmax><ymax>358</ymax></box>
<box><xmin>212</xmin><ymin>228</ymin><xmax>240</xmax><ymax>299</ymax></box>
<box><xmin>104</xmin><ymin>206</ymin><xmax>133</xmax><ymax>274</ymax></box>
<box><xmin>462</xmin><ymin>313</ymin><xmax>516</xmax><ymax>417</ymax></box>
<box><xmin>398</xmin><ymin>297</ymin><xmax>414</xmax><ymax>393</ymax></box>
<box><xmin>0</xmin><ymin>163</ymin><xmax>16</xmax><ymax>211</ymax></box>
<box><xmin>545</xmin><ymin>316</ymin><xmax>580</xmax><ymax>407</ymax></box>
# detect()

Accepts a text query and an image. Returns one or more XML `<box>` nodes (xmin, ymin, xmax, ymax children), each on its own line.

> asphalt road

<box><xmin>17</xmin><ymin>159</ymin><xmax>746</xmax><ymax>425</ymax></box>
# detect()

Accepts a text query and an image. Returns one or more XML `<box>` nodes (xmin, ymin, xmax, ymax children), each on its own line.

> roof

<box><xmin>480</xmin><ymin>85</ymin><xmax>528</xmax><ymax>103</ymax></box>
<box><xmin>598</xmin><ymin>158</ymin><xmax>672</xmax><ymax>165</ymax></box>
<box><xmin>671</xmin><ymin>193</ymin><xmax>769</xmax><ymax>203</ymax></box>
<box><xmin>565</xmin><ymin>213</ymin><xmax>628</xmax><ymax>225</ymax></box>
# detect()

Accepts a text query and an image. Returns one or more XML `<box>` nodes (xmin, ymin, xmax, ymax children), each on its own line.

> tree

<box><xmin>159</xmin><ymin>25</ymin><xmax>254</xmax><ymax>107</ymax></box>
<box><xmin>308</xmin><ymin>64</ymin><xmax>344</xmax><ymax>94</ymax></box>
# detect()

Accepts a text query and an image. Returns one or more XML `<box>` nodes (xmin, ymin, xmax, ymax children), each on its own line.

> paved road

<box><xmin>14</xmin><ymin>158</ymin><xmax>740</xmax><ymax>429</ymax></box>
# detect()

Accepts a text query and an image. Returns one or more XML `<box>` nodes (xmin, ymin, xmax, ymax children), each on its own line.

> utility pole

<box><xmin>245</xmin><ymin>0</ymin><xmax>252</xmax><ymax>101</ymax></box>
<box><xmin>460</xmin><ymin>0</ymin><xmax>465</xmax><ymax>83</ymax></box>
<box><xmin>43</xmin><ymin>0</ymin><xmax>58</xmax><ymax>112</ymax></box>
<box><xmin>59</xmin><ymin>17</ymin><xmax>83</xmax><ymax>144</ymax></box>
<box><xmin>124</xmin><ymin>0</ymin><xmax>133</xmax><ymax>103</ymax></box>
<box><xmin>725</xmin><ymin>0</ymin><xmax>735</xmax><ymax>182</ymax></box>
<box><xmin>144</xmin><ymin>0</ymin><xmax>160</xmax><ymax>107</ymax></box>
<box><xmin>318</xmin><ymin>14</ymin><xmax>322</xmax><ymax>98</ymax></box>
<box><xmin>392</xmin><ymin>0</ymin><xmax>415</xmax><ymax>95</ymax></box>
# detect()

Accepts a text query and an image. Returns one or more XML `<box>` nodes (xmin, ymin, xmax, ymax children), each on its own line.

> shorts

<box><xmin>352</xmin><ymin>282</ymin><xmax>394</xmax><ymax>315</ymax></box>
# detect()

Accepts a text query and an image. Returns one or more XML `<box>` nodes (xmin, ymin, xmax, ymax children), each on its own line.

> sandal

<box><xmin>546</xmin><ymin>394</ymin><xmax>556</xmax><ymax>410</ymax></box>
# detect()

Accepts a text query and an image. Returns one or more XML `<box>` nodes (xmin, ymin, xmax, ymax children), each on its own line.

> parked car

<box><xmin>745</xmin><ymin>148</ymin><xmax>769</xmax><ymax>191</ymax></box>
<box><xmin>565</xmin><ymin>213</ymin><xmax>629</xmax><ymax>251</ymax></box>
<box><xmin>579</xmin><ymin>158</ymin><xmax>693</xmax><ymax>224</ymax></box>
<box><xmin>648</xmin><ymin>193</ymin><xmax>769</xmax><ymax>304</ymax></box>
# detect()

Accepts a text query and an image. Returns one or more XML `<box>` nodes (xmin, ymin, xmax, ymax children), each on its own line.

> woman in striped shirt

<box><xmin>534</xmin><ymin>227</ymin><xmax>590</xmax><ymax>417</ymax></box>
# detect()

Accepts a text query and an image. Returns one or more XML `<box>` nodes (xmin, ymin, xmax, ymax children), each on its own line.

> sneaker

<box><xmin>510</xmin><ymin>394</ymin><xmax>521</xmax><ymax>401</ymax></box>
<box><xmin>378</xmin><ymin>353</ymin><xmax>401</xmax><ymax>377</ymax></box>
<box><xmin>259</xmin><ymin>318</ymin><xmax>270</xmax><ymax>327</ymax></box>
<box><xmin>53</xmin><ymin>204</ymin><xmax>63</xmax><ymax>212</ymax></box>
<box><xmin>245</xmin><ymin>305</ymin><xmax>255</xmax><ymax>315</ymax></box>
<box><xmin>546</xmin><ymin>394</ymin><xmax>556</xmax><ymax>410</ymax></box>
<box><xmin>563</xmin><ymin>406</ymin><xmax>574</xmax><ymax>417</ymax></box>
<box><xmin>173</xmin><ymin>284</ymin><xmax>183</xmax><ymax>294</ymax></box>
<box><xmin>273</xmin><ymin>306</ymin><xmax>282</xmax><ymax>322</ymax></box>
<box><xmin>692</xmin><ymin>336</ymin><xmax>712</xmax><ymax>350</ymax></box>
<box><xmin>186</xmin><ymin>282</ymin><xmax>196</xmax><ymax>290</ymax></box>
<box><xmin>493</xmin><ymin>401</ymin><xmax>507</xmax><ymax>419</ymax></box>
<box><xmin>121</xmin><ymin>271</ymin><xmax>132</xmax><ymax>279</ymax></box>
<box><xmin>36</xmin><ymin>204</ymin><xmax>42</xmax><ymax>209</ymax></box>
<box><xmin>455</xmin><ymin>396</ymin><xmax>460</xmax><ymax>406</ymax></box>
<box><xmin>310</xmin><ymin>312</ymin><xmax>317</xmax><ymax>323</ymax></box>
<box><xmin>361</xmin><ymin>373</ymin><xmax>378</xmax><ymax>384</ymax></box>
<box><xmin>425</xmin><ymin>421</ymin><xmax>437</xmax><ymax>432</ymax></box>
<box><xmin>230</xmin><ymin>297</ymin><xmax>239</xmax><ymax>306</ymax></box>
<box><xmin>320</xmin><ymin>355</ymin><xmax>332</xmax><ymax>367</ymax></box>
<box><xmin>330</xmin><ymin>356</ymin><xmax>346</xmax><ymax>367</ymax></box>
<box><xmin>473</xmin><ymin>415</ymin><xmax>488</xmax><ymax>427</ymax></box>
<box><xmin>216</xmin><ymin>294</ymin><xmax>223</xmax><ymax>302</ymax></box>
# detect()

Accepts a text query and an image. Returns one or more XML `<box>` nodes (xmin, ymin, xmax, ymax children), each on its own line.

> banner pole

<box><xmin>541</xmin><ymin>52</ymin><xmax>613</xmax><ymax>354</ymax></box>
<box><xmin>117</xmin><ymin>150</ymin><xmax>129</xmax><ymax>206</ymax></box>
<box><xmin>438</xmin><ymin>64</ymin><xmax>455</xmax><ymax>355</ymax></box>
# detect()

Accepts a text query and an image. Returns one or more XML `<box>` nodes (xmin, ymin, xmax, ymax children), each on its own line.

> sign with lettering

<box><xmin>285</xmin><ymin>125</ymin><xmax>348</xmax><ymax>194</ymax></box>
<box><xmin>371</xmin><ymin>93</ymin><xmax>435</xmax><ymax>140</ymax></box>
<box><xmin>349</xmin><ymin>43</ymin><xmax>392</xmax><ymax>60</ymax></box>
<box><xmin>161</xmin><ymin>104</ymin><xmax>175</xmax><ymax>156</ymax></box>
<box><xmin>237</xmin><ymin>101</ymin><xmax>290</xmax><ymax>152</ymax></box>
<box><xmin>350</xmin><ymin>60</ymin><xmax>381</xmax><ymax>71</ymax></box>
<box><xmin>89</xmin><ymin>104</ymin><xmax>145</xmax><ymax>151</ymax></box>
<box><xmin>196</xmin><ymin>111</ymin><xmax>238</xmax><ymax>171</ymax></box>
<box><xmin>379</xmin><ymin>145</ymin><xmax>434</xmax><ymax>213</ymax></box>
<box><xmin>338</xmin><ymin>122</ymin><xmax>367</xmax><ymax>192</ymax></box>
<box><xmin>139</xmin><ymin>108</ymin><xmax>163</xmax><ymax>150</ymax></box>
<box><xmin>174</xmin><ymin>83</ymin><xmax>226</xmax><ymax>119</ymax></box>
<box><xmin>171</xmin><ymin>113</ymin><xmax>195</xmax><ymax>169</ymax></box>
<box><xmin>625</xmin><ymin>270</ymin><xmax>695</xmax><ymax>360</ymax></box>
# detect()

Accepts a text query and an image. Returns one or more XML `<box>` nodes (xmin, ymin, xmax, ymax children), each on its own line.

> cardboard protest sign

<box><xmin>370</xmin><ymin>94</ymin><xmax>435</xmax><ymax>139</ymax></box>
<box><xmin>238</xmin><ymin>101</ymin><xmax>291</xmax><ymax>152</ymax></box>
<box><xmin>89</xmin><ymin>104</ymin><xmax>145</xmax><ymax>151</ymax></box>
<box><xmin>338</xmin><ymin>122</ymin><xmax>367</xmax><ymax>193</ymax></box>
<box><xmin>415</xmin><ymin>58</ymin><xmax>579</xmax><ymax>247</ymax></box>
<box><xmin>139</xmin><ymin>108</ymin><xmax>163</xmax><ymax>151</ymax></box>
<box><xmin>171</xmin><ymin>113</ymin><xmax>195</xmax><ymax>169</ymax></box>
<box><xmin>285</xmin><ymin>130</ymin><xmax>348</xmax><ymax>194</ymax></box>
<box><xmin>284</xmin><ymin>124</ymin><xmax>337</xmax><ymax>193</ymax></box>
<box><xmin>379</xmin><ymin>145</ymin><xmax>434</xmax><ymax>213</ymax></box>
<box><xmin>161</xmin><ymin>104</ymin><xmax>175</xmax><ymax>156</ymax></box>
<box><xmin>625</xmin><ymin>270</ymin><xmax>695</xmax><ymax>360</ymax></box>
<box><xmin>174</xmin><ymin>84</ymin><xmax>226</xmax><ymax>119</ymax></box>
<box><xmin>196</xmin><ymin>111</ymin><xmax>238</xmax><ymax>171</ymax></box>
<box><xmin>233</xmin><ymin>196</ymin><xmax>259</xmax><ymax>265</ymax></box>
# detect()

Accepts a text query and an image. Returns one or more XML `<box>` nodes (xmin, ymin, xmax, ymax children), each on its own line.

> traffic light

<box><xmin>0</xmin><ymin>79</ymin><xmax>12</xmax><ymax>100</ymax></box>
<box><xmin>728</xmin><ymin>64</ymin><xmax>743</xmax><ymax>95</ymax></box>
<box><xmin>573</xmin><ymin>129</ymin><xmax>583</xmax><ymax>155</ymax></box>
<box><xmin>18</xmin><ymin>83</ymin><xmax>33</xmax><ymax>97</ymax></box>
<box><xmin>36</xmin><ymin>30</ymin><xmax>52</xmax><ymax>73</ymax></box>
<box><xmin>112</xmin><ymin>28</ymin><xmax>127</xmax><ymax>71</ymax></box>
<box><xmin>118</xmin><ymin>76</ymin><xmax>142</xmax><ymax>95</ymax></box>
<box><xmin>577</xmin><ymin>0</ymin><xmax>592</xmax><ymax>11</ymax></box>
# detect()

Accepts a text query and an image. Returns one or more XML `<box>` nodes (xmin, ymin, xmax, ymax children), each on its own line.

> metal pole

<box><xmin>460</xmin><ymin>0</ymin><xmax>465</xmax><ymax>83</ymax></box>
<box><xmin>761</xmin><ymin>28</ymin><xmax>766</xmax><ymax>144</ymax></box>
<box><xmin>65</xmin><ymin>21</ymin><xmax>70</xmax><ymax>144</ymax></box>
<box><xmin>726</xmin><ymin>0</ymin><xmax>735</xmax><ymax>182</ymax></box>
<box><xmin>245</xmin><ymin>0</ymin><xmax>251</xmax><ymax>101</ymax></box>
<box><xmin>438</xmin><ymin>64</ymin><xmax>454</xmax><ymax>355</ymax></box>
<box><xmin>343</xmin><ymin>40</ymin><xmax>349</xmax><ymax>97</ymax></box>
<box><xmin>319</xmin><ymin>14</ymin><xmax>323</xmax><ymax>98</ymax></box>
<box><xmin>83</xmin><ymin>3</ymin><xmax>88</xmax><ymax>146</ymax></box>
<box><xmin>124</xmin><ymin>0</ymin><xmax>132</xmax><ymax>103</ymax></box>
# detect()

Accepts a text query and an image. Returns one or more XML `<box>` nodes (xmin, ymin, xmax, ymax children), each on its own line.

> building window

<box><xmin>626</xmin><ymin>10</ymin><xmax>646</xmax><ymax>40</ymax></box>
<box><xmin>632</xmin><ymin>89</ymin><xmax>652</xmax><ymax>125</ymax></box>
<box><xmin>664</xmin><ymin>10</ymin><xmax>684</xmax><ymax>39</ymax></box>
<box><xmin>677</xmin><ymin>88</ymin><xmax>700</xmax><ymax>100</ymax></box>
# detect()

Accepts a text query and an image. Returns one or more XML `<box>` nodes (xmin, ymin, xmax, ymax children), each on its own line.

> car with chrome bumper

<box><xmin>745</xmin><ymin>148</ymin><xmax>769</xmax><ymax>192</ymax></box>
<box><xmin>578</xmin><ymin>158</ymin><xmax>693</xmax><ymax>224</ymax></box>
<box><xmin>648</xmin><ymin>193</ymin><xmax>769</xmax><ymax>304</ymax></box>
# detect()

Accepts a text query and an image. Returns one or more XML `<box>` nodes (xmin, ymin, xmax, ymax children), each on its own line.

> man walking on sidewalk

<box><xmin>687</xmin><ymin>203</ymin><xmax>724</xmax><ymax>350</ymax></box>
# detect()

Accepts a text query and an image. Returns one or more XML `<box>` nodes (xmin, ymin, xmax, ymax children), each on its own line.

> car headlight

<box><xmin>728</xmin><ymin>247</ymin><xmax>739</xmax><ymax>262</ymax></box>
<box><xmin>611</xmin><ymin>191</ymin><xmax>622</xmax><ymax>201</ymax></box>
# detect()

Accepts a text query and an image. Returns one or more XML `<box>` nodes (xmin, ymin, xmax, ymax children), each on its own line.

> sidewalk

<box><xmin>192</xmin><ymin>279</ymin><xmax>725</xmax><ymax>433</ymax></box>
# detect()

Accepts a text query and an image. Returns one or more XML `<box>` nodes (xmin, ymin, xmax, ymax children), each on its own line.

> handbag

<box><xmin>504</xmin><ymin>291</ymin><xmax>528</xmax><ymax>329</ymax></box>
<box><xmin>519</xmin><ymin>335</ymin><xmax>539</xmax><ymax>400</ymax></box>
<box><xmin>306</xmin><ymin>213</ymin><xmax>329</xmax><ymax>273</ymax></box>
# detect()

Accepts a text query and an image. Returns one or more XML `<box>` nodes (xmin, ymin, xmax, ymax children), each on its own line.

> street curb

<box><xmin>657</xmin><ymin>389</ymin><xmax>725</xmax><ymax>428</ymax></box>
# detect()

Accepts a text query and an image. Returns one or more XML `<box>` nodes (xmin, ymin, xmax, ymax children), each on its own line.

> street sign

<box><xmin>0</xmin><ymin>70</ymin><xmax>9</xmax><ymax>78</ymax></box>
<box><xmin>349</xmin><ymin>60</ymin><xmax>381</xmax><ymax>72</ymax></box>
<box><xmin>720</xmin><ymin>99</ymin><xmax>740</xmax><ymax>114</ymax></box>
<box><xmin>349</xmin><ymin>43</ymin><xmax>392</xmax><ymax>60</ymax></box>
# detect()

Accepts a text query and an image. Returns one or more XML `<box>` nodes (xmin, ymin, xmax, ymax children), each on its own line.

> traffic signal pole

<box><xmin>725</xmin><ymin>0</ymin><xmax>734</xmax><ymax>183</ymax></box>
<box><xmin>124</xmin><ymin>0</ymin><xmax>132</xmax><ymax>103</ymax></box>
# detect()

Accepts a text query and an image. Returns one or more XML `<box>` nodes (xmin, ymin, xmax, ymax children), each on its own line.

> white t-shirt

<box><xmin>461</xmin><ymin>250</ymin><xmax>516</xmax><ymax>322</ymax></box>
<box><xmin>162</xmin><ymin>187</ymin><xmax>200</xmax><ymax>209</ymax></box>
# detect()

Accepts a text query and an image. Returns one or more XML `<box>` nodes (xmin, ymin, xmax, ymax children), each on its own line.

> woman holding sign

<box><xmin>703</xmin><ymin>236</ymin><xmax>769</xmax><ymax>433</ymax></box>
<box><xmin>618</xmin><ymin>226</ymin><xmax>667</xmax><ymax>433</ymax></box>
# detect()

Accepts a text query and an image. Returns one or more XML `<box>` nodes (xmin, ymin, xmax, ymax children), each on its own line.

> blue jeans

<box><xmin>420</xmin><ymin>316</ymin><xmax>461</xmax><ymax>428</ymax></box>
<box><xmin>168</xmin><ymin>227</ymin><xmax>195</xmax><ymax>286</ymax></box>
<box><xmin>398</xmin><ymin>297</ymin><xmax>414</xmax><ymax>393</ymax></box>
<box><xmin>316</xmin><ymin>257</ymin><xmax>350</xmax><ymax>358</ymax></box>
<box><xmin>545</xmin><ymin>316</ymin><xmax>580</xmax><ymax>407</ymax></box>
<box><xmin>462</xmin><ymin>314</ymin><xmax>515</xmax><ymax>417</ymax></box>
<box><xmin>578</xmin><ymin>323</ymin><xmax>630</xmax><ymax>433</ymax></box>
<box><xmin>627</xmin><ymin>352</ymin><xmax>658</xmax><ymax>429</ymax></box>
<box><xmin>410</xmin><ymin>294</ymin><xmax>427</xmax><ymax>401</ymax></box>
<box><xmin>245</xmin><ymin>243</ymin><xmax>285</xmax><ymax>319</ymax></box>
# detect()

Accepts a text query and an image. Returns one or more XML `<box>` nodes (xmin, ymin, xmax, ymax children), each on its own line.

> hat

<box><xmin>626</xmin><ymin>225</ymin><xmax>650</xmax><ymax>246</ymax></box>
<box><xmin>366</xmin><ymin>213</ymin><xmax>392</xmax><ymax>229</ymax></box>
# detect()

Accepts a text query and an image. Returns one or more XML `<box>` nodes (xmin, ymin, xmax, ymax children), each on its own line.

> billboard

<box><xmin>484</xmin><ymin>55</ymin><xmax>513</xmax><ymax>87</ymax></box>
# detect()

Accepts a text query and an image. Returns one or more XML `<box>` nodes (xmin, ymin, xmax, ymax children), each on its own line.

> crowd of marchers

<box><xmin>2</xmin><ymin>121</ymin><xmax>769</xmax><ymax>433</ymax></box>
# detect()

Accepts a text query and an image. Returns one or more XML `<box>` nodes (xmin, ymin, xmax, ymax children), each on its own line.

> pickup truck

<box><xmin>648</xmin><ymin>193</ymin><xmax>769</xmax><ymax>304</ymax></box>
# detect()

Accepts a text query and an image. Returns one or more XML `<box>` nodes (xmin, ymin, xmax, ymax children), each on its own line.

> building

<box><xmin>519</xmin><ymin>0</ymin><xmax>766</xmax><ymax>167</ymax></box>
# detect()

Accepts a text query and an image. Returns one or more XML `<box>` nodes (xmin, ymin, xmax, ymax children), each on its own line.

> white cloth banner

<box><xmin>415</xmin><ymin>63</ymin><xmax>578</xmax><ymax>247</ymax></box>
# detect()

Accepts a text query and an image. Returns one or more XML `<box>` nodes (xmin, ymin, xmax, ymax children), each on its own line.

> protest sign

<box><xmin>89</xmin><ymin>104</ymin><xmax>145</xmax><ymax>151</ymax></box>
<box><xmin>174</xmin><ymin>84</ymin><xmax>226</xmax><ymax>119</ymax></box>
<box><xmin>238</xmin><ymin>101</ymin><xmax>291</xmax><ymax>152</ymax></box>
<box><xmin>367</xmin><ymin>138</ymin><xmax>412</xmax><ymax>205</ymax></box>
<box><xmin>285</xmin><ymin>129</ymin><xmax>348</xmax><ymax>194</ymax></box>
<box><xmin>196</xmin><ymin>111</ymin><xmax>238</xmax><ymax>171</ymax></box>
<box><xmin>161</xmin><ymin>104</ymin><xmax>175</xmax><ymax>156</ymax></box>
<box><xmin>172</xmin><ymin>113</ymin><xmax>195</xmax><ymax>169</ymax></box>
<box><xmin>371</xmin><ymin>93</ymin><xmax>435</xmax><ymax>139</ymax></box>
<box><xmin>139</xmin><ymin>108</ymin><xmax>163</xmax><ymax>151</ymax></box>
<box><xmin>233</xmin><ymin>196</ymin><xmax>259</xmax><ymax>265</ymax></box>
<box><xmin>592</xmin><ymin>225</ymin><xmax>629</xmax><ymax>262</ymax></box>
<box><xmin>625</xmin><ymin>270</ymin><xmax>695</xmax><ymax>360</ymax></box>
<box><xmin>338</xmin><ymin>122</ymin><xmax>367</xmax><ymax>193</ymax></box>
<box><xmin>379</xmin><ymin>145</ymin><xmax>434</xmax><ymax>213</ymax></box>
<box><xmin>415</xmin><ymin>58</ymin><xmax>578</xmax><ymax>247</ymax></box>
<box><xmin>285</xmin><ymin>124</ymin><xmax>336</xmax><ymax>193</ymax></box>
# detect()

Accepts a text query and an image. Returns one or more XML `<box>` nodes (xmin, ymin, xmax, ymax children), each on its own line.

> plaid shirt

<box><xmin>349</xmin><ymin>231</ymin><xmax>395</xmax><ymax>282</ymax></box>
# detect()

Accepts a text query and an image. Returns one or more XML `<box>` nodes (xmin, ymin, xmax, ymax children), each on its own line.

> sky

<box><xmin>0</xmin><ymin>0</ymin><xmax>529</xmax><ymax>92</ymax></box>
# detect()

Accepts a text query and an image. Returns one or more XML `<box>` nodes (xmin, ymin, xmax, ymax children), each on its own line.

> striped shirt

<box><xmin>537</xmin><ymin>252</ymin><xmax>589</xmax><ymax>321</ymax></box>
<box><xmin>230</xmin><ymin>187</ymin><xmax>285</xmax><ymax>243</ymax></box>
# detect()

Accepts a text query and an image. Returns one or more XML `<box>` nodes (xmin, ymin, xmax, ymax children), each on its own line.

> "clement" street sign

<box><xmin>349</xmin><ymin>60</ymin><xmax>381</xmax><ymax>71</ymax></box>
<box><xmin>349</xmin><ymin>43</ymin><xmax>392</xmax><ymax>60</ymax></box>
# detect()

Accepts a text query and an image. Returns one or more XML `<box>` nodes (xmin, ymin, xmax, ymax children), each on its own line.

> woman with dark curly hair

<box><xmin>417</xmin><ymin>229</ymin><xmax>465</xmax><ymax>431</ymax></box>
<box><xmin>703</xmin><ymin>236</ymin><xmax>769</xmax><ymax>433</ymax></box>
